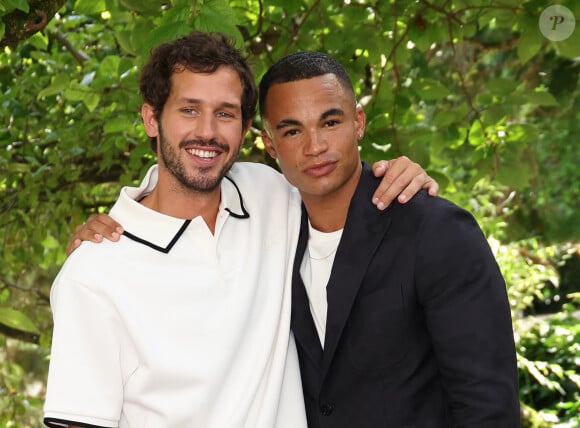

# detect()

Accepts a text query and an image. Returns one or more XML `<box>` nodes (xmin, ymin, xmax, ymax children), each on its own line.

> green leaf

<box><xmin>408</xmin><ymin>140</ymin><xmax>431</xmax><ymax>168</ymax></box>
<box><xmin>115</xmin><ymin>30</ymin><xmax>136</xmax><ymax>56</ymax></box>
<box><xmin>192</xmin><ymin>0</ymin><xmax>241</xmax><ymax>43</ymax></box>
<box><xmin>41</xmin><ymin>234</ymin><xmax>59</xmax><ymax>249</ymax></box>
<box><xmin>27</xmin><ymin>32</ymin><xmax>48</xmax><ymax>50</ymax></box>
<box><xmin>74</xmin><ymin>0</ymin><xmax>106</xmax><ymax>15</ymax></box>
<box><xmin>98</xmin><ymin>55</ymin><xmax>121</xmax><ymax>79</ymax></box>
<box><xmin>119</xmin><ymin>0</ymin><xmax>164</xmax><ymax>14</ymax></box>
<box><xmin>138</xmin><ymin>0</ymin><xmax>195</xmax><ymax>57</ymax></box>
<box><xmin>64</xmin><ymin>81</ymin><xmax>88</xmax><ymax>102</ymax></box>
<box><xmin>142</xmin><ymin>22</ymin><xmax>193</xmax><ymax>57</ymax></box>
<box><xmin>433</xmin><ymin>104</ymin><xmax>468</xmax><ymax>127</ymax></box>
<box><xmin>0</xmin><ymin>288</ymin><xmax>9</xmax><ymax>304</ymax></box>
<box><xmin>553</xmin><ymin>25</ymin><xmax>580</xmax><ymax>59</ymax></box>
<box><xmin>426</xmin><ymin>170</ymin><xmax>450</xmax><ymax>191</ymax></box>
<box><xmin>5</xmin><ymin>0</ymin><xmax>29</xmax><ymax>13</ymax></box>
<box><xmin>482</xmin><ymin>105</ymin><xmax>508</xmax><ymax>125</ymax></box>
<box><xmin>37</xmin><ymin>74</ymin><xmax>70</xmax><ymax>98</ymax></box>
<box><xmin>496</xmin><ymin>161</ymin><xmax>532</xmax><ymax>188</ymax></box>
<box><xmin>487</xmin><ymin>78</ymin><xmax>517</xmax><ymax>96</ymax></box>
<box><xmin>394</xmin><ymin>93</ymin><xmax>411</xmax><ymax>109</ymax></box>
<box><xmin>468</xmin><ymin>120</ymin><xmax>486</xmax><ymax>147</ymax></box>
<box><xmin>408</xmin><ymin>23</ymin><xmax>432</xmax><ymax>51</ymax></box>
<box><xmin>0</xmin><ymin>307</ymin><xmax>39</xmax><ymax>334</ymax></box>
<box><xmin>83</xmin><ymin>92</ymin><xmax>101</xmax><ymax>112</ymax></box>
<box><xmin>413</xmin><ymin>78</ymin><xmax>450</xmax><ymax>100</ymax></box>
<box><xmin>517</xmin><ymin>34</ymin><xmax>542</xmax><ymax>64</ymax></box>
<box><xmin>517</xmin><ymin>13</ymin><xmax>544</xmax><ymax>63</ymax></box>
<box><xmin>526</xmin><ymin>91</ymin><xmax>559</xmax><ymax>106</ymax></box>
<box><xmin>433</xmin><ymin>110</ymin><xmax>457</xmax><ymax>127</ymax></box>
<box><xmin>505</xmin><ymin>124</ymin><xmax>539</xmax><ymax>143</ymax></box>
<box><xmin>104</xmin><ymin>116</ymin><xmax>129</xmax><ymax>134</ymax></box>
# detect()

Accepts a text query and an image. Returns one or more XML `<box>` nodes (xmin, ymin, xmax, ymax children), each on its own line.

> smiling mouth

<box><xmin>186</xmin><ymin>148</ymin><xmax>219</xmax><ymax>160</ymax></box>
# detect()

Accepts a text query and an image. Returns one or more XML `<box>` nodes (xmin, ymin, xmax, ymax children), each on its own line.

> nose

<box><xmin>194</xmin><ymin>113</ymin><xmax>218</xmax><ymax>141</ymax></box>
<box><xmin>303</xmin><ymin>130</ymin><xmax>328</xmax><ymax>156</ymax></box>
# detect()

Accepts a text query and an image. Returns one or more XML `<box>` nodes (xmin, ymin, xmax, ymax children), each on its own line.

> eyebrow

<box><xmin>275</xmin><ymin>108</ymin><xmax>345</xmax><ymax>130</ymax></box>
<box><xmin>321</xmin><ymin>108</ymin><xmax>345</xmax><ymax>119</ymax></box>
<box><xmin>177</xmin><ymin>98</ymin><xmax>240</xmax><ymax>110</ymax></box>
<box><xmin>275</xmin><ymin>118</ymin><xmax>302</xmax><ymax>130</ymax></box>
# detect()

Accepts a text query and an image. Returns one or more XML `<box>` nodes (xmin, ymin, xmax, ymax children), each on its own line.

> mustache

<box><xmin>179</xmin><ymin>139</ymin><xmax>229</xmax><ymax>152</ymax></box>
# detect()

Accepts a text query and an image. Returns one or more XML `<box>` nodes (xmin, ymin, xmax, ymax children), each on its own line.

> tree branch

<box><xmin>1</xmin><ymin>0</ymin><xmax>68</xmax><ymax>48</ymax></box>
<box><xmin>48</xmin><ymin>28</ymin><xmax>90</xmax><ymax>65</ymax></box>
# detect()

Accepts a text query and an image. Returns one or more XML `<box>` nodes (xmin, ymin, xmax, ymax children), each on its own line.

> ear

<box><xmin>355</xmin><ymin>104</ymin><xmax>366</xmax><ymax>141</ymax></box>
<box><xmin>261</xmin><ymin>129</ymin><xmax>278</xmax><ymax>160</ymax></box>
<box><xmin>141</xmin><ymin>103</ymin><xmax>159</xmax><ymax>138</ymax></box>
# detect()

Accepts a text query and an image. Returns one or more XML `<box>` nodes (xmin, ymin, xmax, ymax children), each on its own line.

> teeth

<box><xmin>187</xmin><ymin>149</ymin><xmax>218</xmax><ymax>159</ymax></box>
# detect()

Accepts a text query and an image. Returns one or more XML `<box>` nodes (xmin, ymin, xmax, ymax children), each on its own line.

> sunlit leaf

<box><xmin>0</xmin><ymin>307</ymin><xmax>39</xmax><ymax>334</ymax></box>
<box><xmin>37</xmin><ymin>74</ymin><xmax>70</xmax><ymax>98</ymax></box>
<box><xmin>98</xmin><ymin>56</ymin><xmax>121</xmax><ymax>78</ymax></box>
<box><xmin>74</xmin><ymin>0</ymin><xmax>106</xmax><ymax>15</ymax></box>
<box><xmin>5</xmin><ymin>0</ymin><xmax>29</xmax><ymax>13</ymax></box>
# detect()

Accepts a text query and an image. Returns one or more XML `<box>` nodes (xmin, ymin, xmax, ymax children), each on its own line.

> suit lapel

<box><xmin>321</xmin><ymin>163</ymin><xmax>392</xmax><ymax>379</ymax></box>
<box><xmin>291</xmin><ymin>207</ymin><xmax>324</xmax><ymax>368</ymax></box>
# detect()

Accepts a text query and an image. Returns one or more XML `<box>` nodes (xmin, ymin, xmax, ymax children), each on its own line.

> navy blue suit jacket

<box><xmin>291</xmin><ymin>163</ymin><xmax>520</xmax><ymax>427</ymax></box>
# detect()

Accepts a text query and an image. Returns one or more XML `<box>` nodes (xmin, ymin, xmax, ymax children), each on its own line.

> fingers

<box><xmin>65</xmin><ymin>213</ymin><xmax>124</xmax><ymax>257</ymax></box>
<box><xmin>371</xmin><ymin>156</ymin><xmax>439</xmax><ymax>210</ymax></box>
<box><xmin>85</xmin><ymin>213</ymin><xmax>124</xmax><ymax>240</ymax></box>
<box><xmin>395</xmin><ymin>172</ymin><xmax>429</xmax><ymax>204</ymax></box>
<box><xmin>371</xmin><ymin>159</ymin><xmax>390</xmax><ymax>178</ymax></box>
<box><xmin>423</xmin><ymin>177</ymin><xmax>439</xmax><ymax>197</ymax></box>
<box><xmin>372</xmin><ymin>156</ymin><xmax>422</xmax><ymax>209</ymax></box>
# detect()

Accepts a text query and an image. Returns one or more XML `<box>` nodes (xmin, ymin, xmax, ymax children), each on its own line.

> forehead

<box><xmin>264</xmin><ymin>74</ymin><xmax>355</xmax><ymax>116</ymax></box>
<box><xmin>169</xmin><ymin>66</ymin><xmax>244</xmax><ymax>103</ymax></box>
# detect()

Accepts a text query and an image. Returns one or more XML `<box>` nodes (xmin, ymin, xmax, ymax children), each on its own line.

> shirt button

<box><xmin>319</xmin><ymin>403</ymin><xmax>335</xmax><ymax>416</ymax></box>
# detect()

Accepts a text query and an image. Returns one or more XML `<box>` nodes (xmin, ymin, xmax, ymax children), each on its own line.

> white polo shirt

<box><xmin>44</xmin><ymin>162</ymin><xmax>306</xmax><ymax>428</ymax></box>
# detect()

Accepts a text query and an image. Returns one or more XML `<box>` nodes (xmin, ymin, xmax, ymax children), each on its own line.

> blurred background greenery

<box><xmin>1</xmin><ymin>0</ymin><xmax>578</xmax><ymax>426</ymax></box>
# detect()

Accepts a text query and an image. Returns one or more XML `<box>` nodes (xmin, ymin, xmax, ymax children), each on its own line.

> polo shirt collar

<box><xmin>110</xmin><ymin>165</ymin><xmax>249</xmax><ymax>253</ymax></box>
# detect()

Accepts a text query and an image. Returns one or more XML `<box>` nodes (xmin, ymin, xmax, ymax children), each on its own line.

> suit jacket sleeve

<box><xmin>414</xmin><ymin>199</ymin><xmax>519</xmax><ymax>427</ymax></box>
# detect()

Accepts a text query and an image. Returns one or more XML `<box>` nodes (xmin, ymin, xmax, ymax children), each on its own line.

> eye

<box><xmin>324</xmin><ymin>119</ymin><xmax>340</xmax><ymax>128</ymax></box>
<box><xmin>181</xmin><ymin>107</ymin><xmax>198</xmax><ymax>115</ymax></box>
<box><xmin>282</xmin><ymin>128</ymin><xmax>300</xmax><ymax>137</ymax></box>
<box><xmin>216</xmin><ymin>111</ymin><xmax>235</xmax><ymax>119</ymax></box>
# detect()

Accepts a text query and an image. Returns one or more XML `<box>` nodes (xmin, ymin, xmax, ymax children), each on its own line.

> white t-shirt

<box><xmin>44</xmin><ymin>163</ymin><xmax>306</xmax><ymax>428</ymax></box>
<box><xmin>299</xmin><ymin>221</ymin><xmax>343</xmax><ymax>346</ymax></box>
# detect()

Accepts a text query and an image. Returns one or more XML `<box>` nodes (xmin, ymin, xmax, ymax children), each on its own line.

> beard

<box><xmin>158</xmin><ymin>123</ymin><xmax>240</xmax><ymax>193</ymax></box>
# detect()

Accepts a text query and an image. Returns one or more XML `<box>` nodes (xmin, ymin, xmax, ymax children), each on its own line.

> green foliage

<box><xmin>517</xmin><ymin>305</ymin><xmax>580</xmax><ymax>425</ymax></box>
<box><xmin>0</xmin><ymin>308</ymin><xmax>39</xmax><ymax>334</ymax></box>
<box><xmin>1</xmin><ymin>0</ymin><xmax>579</xmax><ymax>425</ymax></box>
<box><xmin>0</xmin><ymin>339</ymin><xmax>48</xmax><ymax>427</ymax></box>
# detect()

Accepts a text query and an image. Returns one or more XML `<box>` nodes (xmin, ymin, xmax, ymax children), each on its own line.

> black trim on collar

<box><xmin>44</xmin><ymin>417</ymin><xmax>114</xmax><ymax>428</ymax></box>
<box><xmin>123</xmin><ymin>220</ymin><xmax>192</xmax><ymax>254</ymax></box>
<box><xmin>224</xmin><ymin>175</ymin><xmax>250</xmax><ymax>219</ymax></box>
<box><xmin>120</xmin><ymin>175</ymin><xmax>248</xmax><ymax>253</ymax></box>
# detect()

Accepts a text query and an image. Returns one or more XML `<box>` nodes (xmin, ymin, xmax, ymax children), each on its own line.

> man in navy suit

<box><xmin>260</xmin><ymin>51</ymin><xmax>519</xmax><ymax>427</ymax></box>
